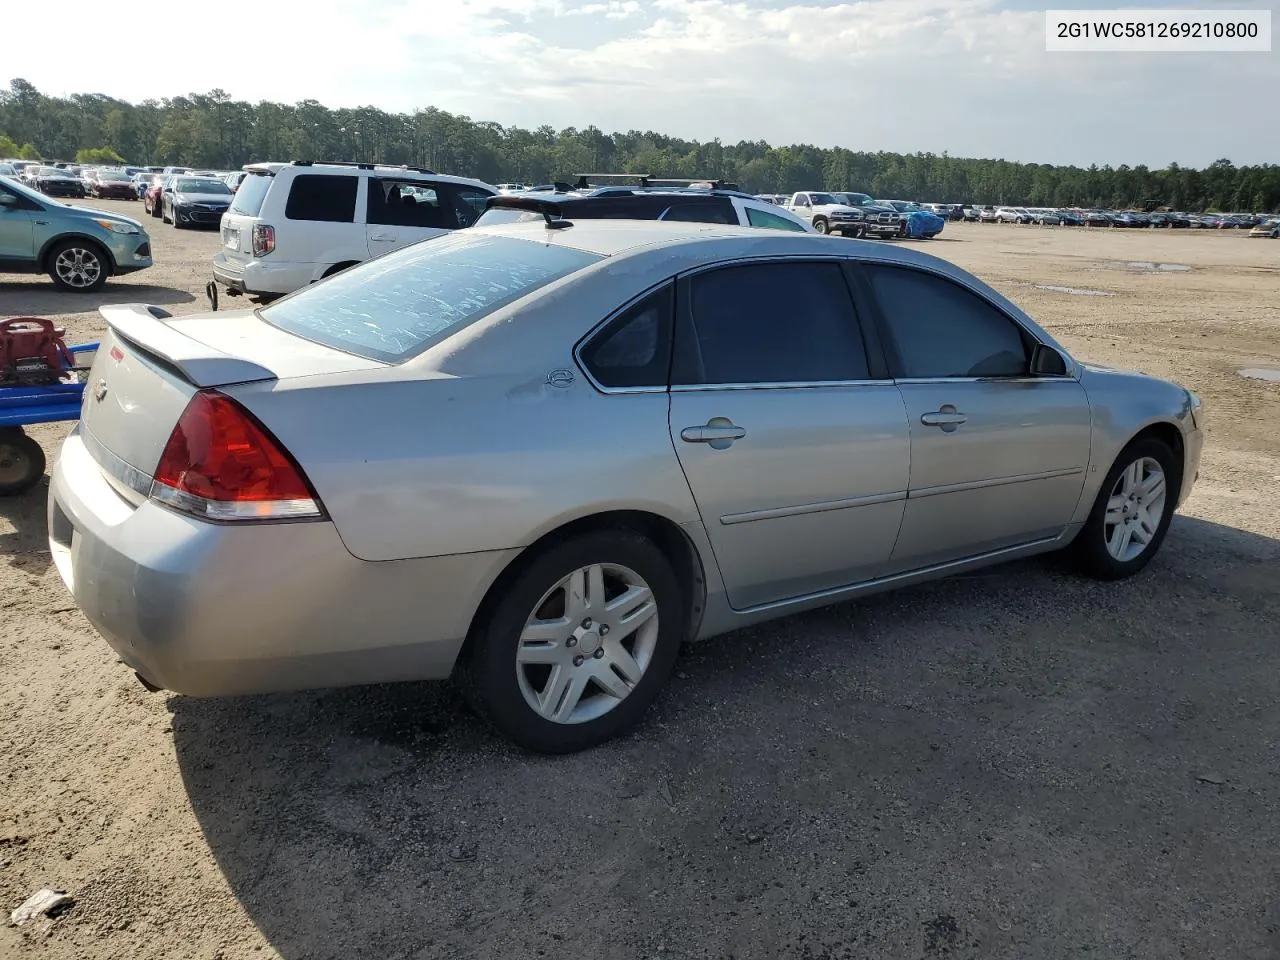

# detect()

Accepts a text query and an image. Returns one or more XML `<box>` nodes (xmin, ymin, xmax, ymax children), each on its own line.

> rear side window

<box><xmin>229</xmin><ymin>172</ymin><xmax>271</xmax><ymax>216</ymax></box>
<box><xmin>660</xmin><ymin>199</ymin><xmax>736</xmax><ymax>224</ymax></box>
<box><xmin>862</xmin><ymin>264</ymin><xmax>1030</xmax><ymax>378</ymax></box>
<box><xmin>284</xmin><ymin>174</ymin><xmax>357</xmax><ymax>223</ymax></box>
<box><xmin>260</xmin><ymin>233</ymin><xmax>603</xmax><ymax>363</ymax></box>
<box><xmin>745</xmin><ymin>206</ymin><xmax>806</xmax><ymax>232</ymax></box>
<box><xmin>673</xmin><ymin>262</ymin><xmax>870</xmax><ymax>385</ymax></box>
<box><xmin>578</xmin><ymin>285</ymin><xmax>674</xmax><ymax>389</ymax></box>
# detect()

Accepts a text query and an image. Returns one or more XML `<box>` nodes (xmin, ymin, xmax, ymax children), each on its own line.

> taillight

<box><xmin>252</xmin><ymin>223</ymin><xmax>275</xmax><ymax>257</ymax></box>
<box><xmin>150</xmin><ymin>390</ymin><xmax>323</xmax><ymax>521</ymax></box>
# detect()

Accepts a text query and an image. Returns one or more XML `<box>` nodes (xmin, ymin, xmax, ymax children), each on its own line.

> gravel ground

<box><xmin>2</xmin><ymin>209</ymin><xmax>1279</xmax><ymax>960</ymax></box>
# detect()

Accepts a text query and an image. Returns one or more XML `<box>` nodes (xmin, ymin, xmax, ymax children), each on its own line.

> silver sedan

<box><xmin>49</xmin><ymin>221</ymin><xmax>1204</xmax><ymax>753</ymax></box>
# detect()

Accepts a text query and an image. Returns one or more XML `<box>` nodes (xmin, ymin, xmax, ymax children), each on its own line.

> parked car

<box><xmin>144</xmin><ymin>176</ymin><xmax>172</xmax><ymax>217</ymax></box>
<box><xmin>212</xmin><ymin>160</ymin><xmax>498</xmax><ymax>303</ymax></box>
<box><xmin>1055</xmin><ymin>209</ymin><xmax>1084</xmax><ymax>226</ymax></box>
<box><xmin>0</xmin><ymin>162</ymin><xmax>17</xmax><ymax>180</ymax></box>
<box><xmin>0</xmin><ymin>174</ymin><xmax>152</xmax><ymax>291</ymax></box>
<box><xmin>995</xmin><ymin>206</ymin><xmax>1033</xmax><ymax>224</ymax></box>
<box><xmin>878</xmin><ymin>200</ymin><xmax>946</xmax><ymax>239</ymax></box>
<box><xmin>495</xmin><ymin>183</ymin><xmax>528</xmax><ymax>193</ymax></box>
<box><xmin>162</xmin><ymin>166</ymin><xmax>192</xmax><ymax>176</ymax></box>
<box><xmin>978</xmin><ymin>206</ymin><xmax>999</xmax><ymax>223</ymax></box>
<box><xmin>48</xmin><ymin>220</ymin><xmax>1204</xmax><ymax>753</ymax></box>
<box><xmin>1249</xmin><ymin>218</ymin><xmax>1280</xmax><ymax>238</ymax></box>
<box><xmin>224</xmin><ymin>170</ymin><xmax>248</xmax><ymax>193</ymax></box>
<box><xmin>161</xmin><ymin>176</ymin><xmax>235</xmax><ymax>229</ymax></box>
<box><xmin>88</xmin><ymin>169</ymin><xmax>140</xmax><ymax>200</ymax></box>
<box><xmin>785</xmin><ymin>191</ymin><xmax>904</xmax><ymax>239</ymax></box>
<box><xmin>131</xmin><ymin>171</ymin><xmax>155</xmax><ymax>197</ymax></box>
<box><xmin>476</xmin><ymin>184</ymin><xmax>813</xmax><ymax>235</ymax></box>
<box><xmin>962</xmin><ymin>205</ymin><xmax>982</xmax><ymax>222</ymax></box>
<box><xmin>1084</xmin><ymin>210</ymin><xmax>1114</xmax><ymax>227</ymax></box>
<box><xmin>26</xmin><ymin>166</ymin><xmax>87</xmax><ymax>199</ymax></box>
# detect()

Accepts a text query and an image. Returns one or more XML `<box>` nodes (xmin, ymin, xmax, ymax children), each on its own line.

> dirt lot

<box><xmin>2</xmin><ymin>207</ymin><xmax>1278</xmax><ymax>960</ymax></box>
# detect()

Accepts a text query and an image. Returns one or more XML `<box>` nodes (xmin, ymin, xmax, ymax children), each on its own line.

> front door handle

<box><xmin>921</xmin><ymin>405</ymin><xmax>968</xmax><ymax>432</ymax></box>
<box><xmin>680</xmin><ymin>418</ymin><xmax>746</xmax><ymax>449</ymax></box>
<box><xmin>369</xmin><ymin>233</ymin><xmax>395</xmax><ymax>241</ymax></box>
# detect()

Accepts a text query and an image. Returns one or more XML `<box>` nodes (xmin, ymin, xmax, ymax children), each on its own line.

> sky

<box><xmin>8</xmin><ymin>0</ymin><xmax>1278</xmax><ymax>168</ymax></box>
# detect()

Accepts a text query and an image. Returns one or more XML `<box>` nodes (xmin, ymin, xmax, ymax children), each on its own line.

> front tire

<box><xmin>460</xmin><ymin>529</ymin><xmax>685</xmax><ymax>753</ymax></box>
<box><xmin>812</xmin><ymin>218</ymin><xmax>829</xmax><ymax>234</ymax></box>
<box><xmin>1070</xmin><ymin>437</ymin><xmax>1178</xmax><ymax>580</ymax></box>
<box><xmin>47</xmin><ymin>239</ymin><xmax>108</xmax><ymax>293</ymax></box>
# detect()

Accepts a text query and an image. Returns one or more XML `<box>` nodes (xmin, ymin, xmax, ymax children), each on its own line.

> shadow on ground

<box><xmin>167</xmin><ymin>515</ymin><xmax>1279</xmax><ymax>959</ymax></box>
<box><xmin>0</xmin><ymin>280</ymin><xmax>194</xmax><ymax>318</ymax></box>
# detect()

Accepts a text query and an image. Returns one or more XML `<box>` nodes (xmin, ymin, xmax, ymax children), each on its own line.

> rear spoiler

<box><xmin>99</xmin><ymin>303</ymin><xmax>276</xmax><ymax>388</ymax></box>
<box><xmin>481</xmin><ymin>195</ymin><xmax>574</xmax><ymax>229</ymax></box>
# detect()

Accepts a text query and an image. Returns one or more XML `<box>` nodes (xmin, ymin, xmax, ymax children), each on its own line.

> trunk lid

<box><xmin>79</xmin><ymin>303</ymin><xmax>382</xmax><ymax>502</ymax></box>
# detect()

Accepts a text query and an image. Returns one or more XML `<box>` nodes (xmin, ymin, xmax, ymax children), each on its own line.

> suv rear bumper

<box><xmin>212</xmin><ymin>251</ymin><xmax>316</xmax><ymax>297</ymax></box>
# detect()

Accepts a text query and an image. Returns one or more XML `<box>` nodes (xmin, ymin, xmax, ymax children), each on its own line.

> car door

<box><xmin>855</xmin><ymin>262</ymin><xmax>1091</xmax><ymax>571</ymax></box>
<box><xmin>365</xmin><ymin>178</ymin><xmax>460</xmax><ymax>257</ymax></box>
<box><xmin>667</xmin><ymin>259</ymin><xmax>910</xmax><ymax>610</ymax></box>
<box><xmin>0</xmin><ymin>182</ymin><xmax>36</xmax><ymax>265</ymax></box>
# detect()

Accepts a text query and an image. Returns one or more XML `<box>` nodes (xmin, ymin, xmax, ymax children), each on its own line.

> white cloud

<box><xmin>5</xmin><ymin>0</ymin><xmax>1275</xmax><ymax>166</ymax></box>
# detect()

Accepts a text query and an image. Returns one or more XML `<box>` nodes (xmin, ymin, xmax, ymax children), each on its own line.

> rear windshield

<box><xmin>475</xmin><ymin>207</ymin><xmax>544</xmax><ymax>227</ymax></box>
<box><xmin>259</xmin><ymin>233</ymin><xmax>604</xmax><ymax>363</ymax></box>
<box><xmin>230</xmin><ymin>172</ymin><xmax>271</xmax><ymax>216</ymax></box>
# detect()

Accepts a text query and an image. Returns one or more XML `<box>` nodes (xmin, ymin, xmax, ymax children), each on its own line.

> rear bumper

<box><xmin>48</xmin><ymin>430</ymin><xmax>518</xmax><ymax>697</ymax></box>
<box><xmin>212</xmin><ymin>250</ymin><xmax>315</xmax><ymax>296</ymax></box>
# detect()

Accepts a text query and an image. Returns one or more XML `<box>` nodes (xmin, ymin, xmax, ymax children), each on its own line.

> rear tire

<box><xmin>0</xmin><ymin>430</ymin><xmax>46</xmax><ymax>497</ymax></box>
<box><xmin>1069</xmin><ymin>437</ymin><xmax>1179</xmax><ymax>581</ymax></box>
<box><xmin>459</xmin><ymin>529</ymin><xmax>685</xmax><ymax>754</ymax></box>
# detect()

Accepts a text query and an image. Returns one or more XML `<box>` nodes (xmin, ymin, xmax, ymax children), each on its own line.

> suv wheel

<box><xmin>47</xmin><ymin>239</ymin><xmax>108</xmax><ymax>293</ymax></box>
<box><xmin>460</xmin><ymin>529</ymin><xmax>685</xmax><ymax>753</ymax></box>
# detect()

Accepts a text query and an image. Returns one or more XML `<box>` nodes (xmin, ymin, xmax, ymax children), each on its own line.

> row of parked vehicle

<box><xmin>969</xmin><ymin>204</ymin><xmax>1277</xmax><ymax>233</ymax></box>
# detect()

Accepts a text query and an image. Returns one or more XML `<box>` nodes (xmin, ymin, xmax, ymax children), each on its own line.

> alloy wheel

<box><xmin>516</xmin><ymin>562</ymin><xmax>660</xmax><ymax>724</ymax></box>
<box><xmin>54</xmin><ymin>247</ymin><xmax>102</xmax><ymax>289</ymax></box>
<box><xmin>1103</xmin><ymin>456</ymin><xmax>1167</xmax><ymax>562</ymax></box>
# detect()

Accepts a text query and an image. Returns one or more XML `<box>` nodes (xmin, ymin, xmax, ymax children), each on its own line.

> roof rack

<box><xmin>291</xmin><ymin>160</ymin><xmax>437</xmax><ymax>175</ymax></box>
<box><xmin>573</xmin><ymin>173</ymin><xmax>740</xmax><ymax>192</ymax></box>
<box><xmin>483</xmin><ymin>194</ymin><xmax>574</xmax><ymax>229</ymax></box>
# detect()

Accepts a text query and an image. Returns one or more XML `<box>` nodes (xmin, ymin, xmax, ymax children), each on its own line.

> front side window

<box><xmin>260</xmin><ymin>233</ymin><xmax>603</xmax><ymax>363</ymax></box>
<box><xmin>745</xmin><ymin>206</ymin><xmax>806</xmax><ymax>232</ymax></box>
<box><xmin>447</xmin><ymin>186</ymin><xmax>494</xmax><ymax>227</ymax></box>
<box><xmin>673</xmin><ymin>261</ymin><xmax>870</xmax><ymax>385</ymax></box>
<box><xmin>284</xmin><ymin>173</ymin><xmax>357</xmax><ymax>223</ymax></box>
<box><xmin>862</xmin><ymin>264</ymin><xmax>1030</xmax><ymax>379</ymax></box>
<box><xmin>578</xmin><ymin>284</ymin><xmax>674</xmax><ymax>389</ymax></box>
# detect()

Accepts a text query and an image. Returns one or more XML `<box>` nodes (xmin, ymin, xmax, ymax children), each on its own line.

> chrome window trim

<box><xmin>672</xmin><ymin>379</ymin><xmax>894</xmax><ymax>392</ymax></box>
<box><xmin>895</xmin><ymin>373</ymin><xmax>1078</xmax><ymax>385</ymax></box>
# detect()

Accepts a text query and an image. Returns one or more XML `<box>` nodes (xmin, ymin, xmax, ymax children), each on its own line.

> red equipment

<box><xmin>0</xmin><ymin>317</ymin><xmax>77</xmax><ymax>387</ymax></box>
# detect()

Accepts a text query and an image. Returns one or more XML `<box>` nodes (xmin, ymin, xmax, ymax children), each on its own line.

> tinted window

<box><xmin>261</xmin><ymin>233</ymin><xmax>602</xmax><ymax>363</ymax></box>
<box><xmin>579</xmin><ymin>285</ymin><xmax>674</xmax><ymax>389</ymax></box>
<box><xmin>660</xmin><ymin>199</ymin><xmax>737</xmax><ymax>225</ymax></box>
<box><xmin>863</xmin><ymin>264</ymin><xmax>1029</xmax><ymax>378</ymax></box>
<box><xmin>284</xmin><ymin>173</ymin><xmax>357</xmax><ymax>223</ymax></box>
<box><xmin>745</xmin><ymin>206</ymin><xmax>806</xmax><ymax>232</ymax></box>
<box><xmin>367</xmin><ymin>179</ymin><xmax>454</xmax><ymax>229</ymax></box>
<box><xmin>230</xmin><ymin>172</ymin><xmax>272</xmax><ymax>216</ymax></box>
<box><xmin>447</xmin><ymin>186</ymin><xmax>494</xmax><ymax>227</ymax></box>
<box><xmin>674</xmin><ymin>262</ymin><xmax>869</xmax><ymax>385</ymax></box>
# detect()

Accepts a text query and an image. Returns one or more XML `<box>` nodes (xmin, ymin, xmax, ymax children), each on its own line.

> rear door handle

<box><xmin>680</xmin><ymin>419</ymin><xmax>746</xmax><ymax>449</ymax></box>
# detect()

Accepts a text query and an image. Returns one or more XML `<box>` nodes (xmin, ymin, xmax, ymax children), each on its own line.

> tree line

<box><xmin>2</xmin><ymin>78</ymin><xmax>1277</xmax><ymax>212</ymax></box>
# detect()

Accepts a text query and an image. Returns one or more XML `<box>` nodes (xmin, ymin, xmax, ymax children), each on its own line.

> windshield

<box><xmin>808</xmin><ymin>192</ymin><xmax>837</xmax><ymax>206</ymax></box>
<box><xmin>38</xmin><ymin>167</ymin><xmax>71</xmax><ymax>178</ymax></box>
<box><xmin>230</xmin><ymin>172</ymin><xmax>271</xmax><ymax>215</ymax></box>
<box><xmin>260</xmin><ymin>233</ymin><xmax>604</xmax><ymax>363</ymax></box>
<box><xmin>99</xmin><ymin>171</ymin><xmax>131</xmax><ymax>181</ymax></box>
<box><xmin>175</xmin><ymin>178</ymin><xmax>231</xmax><ymax>194</ymax></box>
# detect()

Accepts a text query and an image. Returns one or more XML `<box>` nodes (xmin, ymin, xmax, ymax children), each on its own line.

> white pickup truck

<box><xmin>784</xmin><ymin>191</ymin><xmax>904</xmax><ymax>239</ymax></box>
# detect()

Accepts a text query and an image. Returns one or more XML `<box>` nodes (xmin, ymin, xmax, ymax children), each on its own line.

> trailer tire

<box><xmin>0</xmin><ymin>429</ymin><xmax>46</xmax><ymax>497</ymax></box>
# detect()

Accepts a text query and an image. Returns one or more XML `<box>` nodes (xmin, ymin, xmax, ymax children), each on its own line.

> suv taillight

<box><xmin>150</xmin><ymin>391</ymin><xmax>323</xmax><ymax>521</ymax></box>
<box><xmin>252</xmin><ymin>223</ymin><xmax>275</xmax><ymax>257</ymax></box>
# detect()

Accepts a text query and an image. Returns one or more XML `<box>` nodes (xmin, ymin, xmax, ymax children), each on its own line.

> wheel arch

<box><xmin>321</xmin><ymin>260</ymin><xmax>361</xmax><ymax>279</ymax></box>
<box><xmin>456</xmin><ymin>509</ymin><xmax>709</xmax><ymax>675</ymax></box>
<box><xmin>39</xmin><ymin>233</ymin><xmax>116</xmax><ymax>274</ymax></box>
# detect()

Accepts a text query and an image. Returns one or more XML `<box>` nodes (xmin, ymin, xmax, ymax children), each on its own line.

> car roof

<box><xmin>243</xmin><ymin>161</ymin><xmax>492</xmax><ymax>190</ymax></box>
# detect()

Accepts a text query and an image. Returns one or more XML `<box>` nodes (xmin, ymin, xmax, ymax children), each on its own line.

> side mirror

<box><xmin>1030</xmin><ymin>343</ymin><xmax>1069</xmax><ymax>377</ymax></box>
